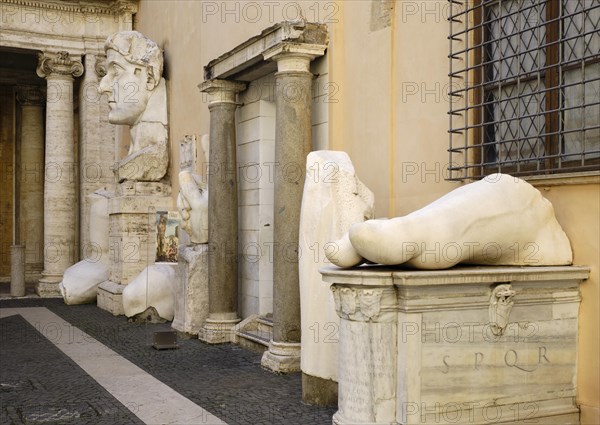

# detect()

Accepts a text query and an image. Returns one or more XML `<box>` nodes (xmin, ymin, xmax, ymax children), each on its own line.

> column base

<box><xmin>198</xmin><ymin>317</ymin><xmax>240</xmax><ymax>344</ymax></box>
<box><xmin>97</xmin><ymin>281</ymin><xmax>126</xmax><ymax>316</ymax></box>
<box><xmin>261</xmin><ymin>340</ymin><xmax>301</xmax><ymax>373</ymax></box>
<box><xmin>36</xmin><ymin>274</ymin><xmax>63</xmax><ymax>297</ymax></box>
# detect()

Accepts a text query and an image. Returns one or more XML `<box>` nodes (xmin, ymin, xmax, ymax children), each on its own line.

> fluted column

<box><xmin>36</xmin><ymin>51</ymin><xmax>83</xmax><ymax>297</ymax></box>
<box><xmin>16</xmin><ymin>85</ymin><xmax>46</xmax><ymax>282</ymax></box>
<box><xmin>261</xmin><ymin>43</ymin><xmax>326</xmax><ymax>372</ymax></box>
<box><xmin>198</xmin><ymin>79</ymin><xmax>246</xmax><ymax>344</ymax></box>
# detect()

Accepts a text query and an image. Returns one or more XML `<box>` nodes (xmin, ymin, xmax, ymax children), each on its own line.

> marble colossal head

<box><xmin>98</xmin><ymin>31</ymin><xmax>169</xmax><ymax>182</ymax></box>
<box><xmin>99</xmin><ymin>31</ymin><xmax>164</xmax><ymax>126</ymax></box>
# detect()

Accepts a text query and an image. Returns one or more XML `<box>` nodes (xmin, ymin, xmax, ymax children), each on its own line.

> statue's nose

<box><xmin>98</xmin><ymin>76</ymin><xmax>109</xmax><ymax>95</ymax></box>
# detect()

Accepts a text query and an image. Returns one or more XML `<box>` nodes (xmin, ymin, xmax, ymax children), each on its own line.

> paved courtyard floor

<box><xmin>0</xmin><ymin>298</ymin><xmax>336</xmax><ymax>425</ymax></box>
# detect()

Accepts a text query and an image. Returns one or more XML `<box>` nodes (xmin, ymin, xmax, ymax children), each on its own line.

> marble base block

<box><xmin>36</xmin><ymin>279</ymin><xmax>63</xmax><ymax>297</ymax></box>
<box><xmin>10</xmin><ymin>245</ymin><xmax>26</xmax><ymax>297</ymax></box>
<box><xmin>261</xmin><ymin>340</ymin><xmax>301</xmax><ymax>373</ymax></box>
<box><xmin>97</xmin><ymin>188</ymin><xmax>172</xmax><ymax>315</ymax></box>
<box><xmin>97</xmin><ymin>281</ymin><xmax>126</xmax><ymax>316</ymax></box>
<box><xmin>172</xmin><ymin>244</ymin><xmax>209</xmax><ymax>335</ymax></box>
<box><xmin>321</xmin><ymin>265</ymin><xmax>590</xmax><ymax>425</ymax></box>
<box><xmin>199</xmin><ymin>317</ymin><xmax>240</xmax><ymax>344</ymax></box>
<box><xmin>108</xmin><ymin>195</ymin><xmax>165</xmax><ymax>285</ymax></box>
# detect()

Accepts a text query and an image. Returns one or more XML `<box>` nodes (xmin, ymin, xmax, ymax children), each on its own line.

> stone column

<box><xmin>16</xmin><ymin>85</ymin><xmax>45</xmax><ymax>282</ymax></box>
<box><xmin>79</xmin><ymin>54</ymin><xmax>115</xmax><ymax>257</ymax></box>
<box><xmin>261</xmin><ymin>44</ymin><xmax>326</xmax><ymax>372</ymax></box>
<box><xmin>36</xmin><ymin>51</ymin><xmax>84</xmax><ymax>297</ymax></box>
<box><xmin>198</xmin><ymin>79</ymin><xmax>246</xmax><ymax>344</ymax></box>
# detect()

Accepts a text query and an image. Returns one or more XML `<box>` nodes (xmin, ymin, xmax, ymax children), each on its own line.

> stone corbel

<box><xmin>110</xmin><ymin>0</ymin><xmax>138</xmax><ymax>17</ymax></box>
<box><xmin>331</xmin><ymin>285</ymin><xmax>395</xmax><ymax>323</ymax></box>
<box><xmin>94</xmin><ymin>55</ymin><xmax>107</xmax><ymax>79</ymax></box>
<box><xmin>488</xmin><ymin>283</ymin><xmax>516</xmax><ymax>336</ymax></box>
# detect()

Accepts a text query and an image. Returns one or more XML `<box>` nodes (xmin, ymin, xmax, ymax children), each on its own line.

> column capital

<box><xmin>16</xmin><ymin>85</ymin><xmax>46</xmax><ymax>106</ymax></box>
<box><xmin>94</xmin><ymin>55</ymin><xmax>107</xmax><ymax>79</ymax></box>
<box><xmin>36</xmin><ymin>51</ymin><xmax>84</xmax><ymax>79</ymax></box>
<box><xmin>198</xmin><ymin>79</ymin><xmax>247</xmax><ymax>105</ymax></box>
<box><xmin>263</xmin><ymin>43</ymin><xmax>327</xmax><ymax>73</ymax></box>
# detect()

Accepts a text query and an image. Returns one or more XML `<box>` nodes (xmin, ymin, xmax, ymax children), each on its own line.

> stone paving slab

<box><xmin>0</xmin><ymin>299</ymin><xmax>336</xmax><ymax>425</ymax></box>
<box><xmin>1</xmin><ymin>314</ymin><xmax>144</xmax><ymax>425</ymax></box>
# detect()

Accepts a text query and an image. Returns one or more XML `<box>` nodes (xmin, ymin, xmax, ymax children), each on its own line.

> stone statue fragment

<box><xmin>299</xmin><ymin>151</ymin><xmax>374</xmax><ymax>385</ymax></box>
<box><xmin>122</xmin><ymin>264</ymin><xmax>176</xmax><ymax>321</ymax></box>
<box><xmin>98</xmin><ymin>30</ymin><xmax>168</xmax><ymax>182</ymax></box>
<box><xmin>327</xmin><ymin>173</ymin><xmax>572</xmax><ymax>269</ymax></box>
<box><xmin>60</xmin><ymin>191</ymin><xmax>111</xmax><ymax>304</ymax></box>
<box><xmin>177</xmin><ymin>171</ymin><xmax>208</xmax><ymax>244</ymax></box>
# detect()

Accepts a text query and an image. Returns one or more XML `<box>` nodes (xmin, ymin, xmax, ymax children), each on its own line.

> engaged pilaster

<box><xmin>261</xmin><ymin>43</ymin><xmax>326</xmax><ymax>372</ymax></box>
<box><xmin>36</xmin><ymin>51</ymin><xmax>84</xmax><ymax>297</ymax></box>
<box><xmin>198</xmin><ymin>79</ymin><xmax>247</xmax><ymax>344</ymax></box>
<box><xmin>16</xmin><ymin>85</ymin><xmax>46</xmax><ymax>283</ymax></box>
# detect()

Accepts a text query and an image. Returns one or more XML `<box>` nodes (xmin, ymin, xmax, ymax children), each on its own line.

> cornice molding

<box><xmin>0</xmin><ymin>0</ymin><xmax>138</xmax><ymax>15</ymax></box>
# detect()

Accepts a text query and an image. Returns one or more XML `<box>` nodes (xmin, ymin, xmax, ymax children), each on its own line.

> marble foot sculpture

<box><xmin>122</xmin><ymin>264</ymin><xmax>176</xmax><ymax>320</ymax></box>
<box><xmin>327</xmin><ymin>174</ymin><xmax>572</xmax><ymax>269</ymax></box>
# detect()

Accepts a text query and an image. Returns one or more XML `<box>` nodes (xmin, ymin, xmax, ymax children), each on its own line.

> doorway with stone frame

<box><xmin>0</xmin><ymin>49</ymin><xmax>47</xmax><ymax>291</ymax></box>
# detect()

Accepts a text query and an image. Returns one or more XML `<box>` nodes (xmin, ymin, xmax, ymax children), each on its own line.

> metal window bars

<box><xmin>448</xmin><ymin>0</ymin><xmax>600</xmax><ymax>181</ymax></box>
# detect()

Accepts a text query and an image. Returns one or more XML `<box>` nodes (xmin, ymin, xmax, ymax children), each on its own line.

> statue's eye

<box><xmin>110</xmin><ymin>63</ymin><xmax>124</xmax><ymax>76</ymax></box>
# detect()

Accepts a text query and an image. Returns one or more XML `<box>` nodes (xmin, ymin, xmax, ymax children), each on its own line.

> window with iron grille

<box><xmin>448</xmin><ymin>0</ymin><xmax>600</xmax><ymax>180</ymax></box>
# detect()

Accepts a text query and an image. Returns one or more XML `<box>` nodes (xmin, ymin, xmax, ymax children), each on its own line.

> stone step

<box><xmin>234</xmin><ymin>314</ymin><xmax>273</xmax><ymax>354</ymax></box>
<box><xmin>256</xmin><ymin>316</ymin><xmax>273</xmax><ymax>334</ymax></box>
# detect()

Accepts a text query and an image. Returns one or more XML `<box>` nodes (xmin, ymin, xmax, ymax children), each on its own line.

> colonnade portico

<box><xmin>0</xmin><ymin>0</ymin><xmax>137</xmax><ymax>292</ymax></box>
<box><xmin>35</xmin><ymin>51</ymin><xmax>83</xmax><ymax>296</ymax></box>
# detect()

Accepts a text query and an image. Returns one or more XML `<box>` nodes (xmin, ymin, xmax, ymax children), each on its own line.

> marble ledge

<box><xmin>320</xmin><ymin>265</ymin><xmax>591</xmax><ymax>287</ymax></box>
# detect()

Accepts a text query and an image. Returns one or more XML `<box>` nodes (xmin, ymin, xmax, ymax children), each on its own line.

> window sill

<box><xmin>524</xmin><ymin>171</ymin><xmax>600</xmax><ymax>187</ymax></box>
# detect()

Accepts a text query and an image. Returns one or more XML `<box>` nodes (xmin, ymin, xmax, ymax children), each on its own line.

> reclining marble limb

<box><xmin>326</xmin><ymin>173</ymin><xmax>573</xmax><ymax>269</ymax></box>
<box><xmin>60</xmin><ymin>191</ymin><xmax>111</xmax><ymax>304</ymax></box>
<box><xmin>98</xmin><ymin>31</ymin><xmax>168</xmax><ymax>182</ymax></box>
<box><xmin>177</xmin><ymin>171</ymin><xmax>208</xmax><ymax>244</ymax></box>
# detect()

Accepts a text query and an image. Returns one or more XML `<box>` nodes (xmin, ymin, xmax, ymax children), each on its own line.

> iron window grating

<box><xmin>448</xmin><ymin>0</ymin><xmax>600</xmax><ymax>181</ymax></box>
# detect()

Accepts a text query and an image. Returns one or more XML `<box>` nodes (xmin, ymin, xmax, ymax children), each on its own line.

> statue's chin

<box><xmin>108</xmin><ymin>109</ymin><xmax>143</xmax><ymax>126</ymax></box>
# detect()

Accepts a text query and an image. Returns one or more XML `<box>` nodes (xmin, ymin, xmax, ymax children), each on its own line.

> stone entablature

<box><xmin>204</xmin><ymin>21</ymin><xmax>328</xmax><ymax>81</ymax></box>
<box><xmin>322</xmin><ymin>265</ymin><xmax>590</xmax><ymax>425</ymax></box>
<box><xmin>0</xmin><ymin>0</ymin><xmax>137</xmax><ymax>54</ymax></box>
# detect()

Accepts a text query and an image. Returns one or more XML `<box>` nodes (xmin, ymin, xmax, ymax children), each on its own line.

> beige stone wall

<box><xmin>534</xmin><ymin>181</ymin><xmax>600</xmax><ymax>417</ymax></box>
<box><xmin>134</xmin><ymin>0</ymin><xmax>598</xmax><ymax>412</ymax></box>
<box><xmin>134</xmin><ymin>0</ymin><xmax>338</xmax><ymax>197</ymax></box>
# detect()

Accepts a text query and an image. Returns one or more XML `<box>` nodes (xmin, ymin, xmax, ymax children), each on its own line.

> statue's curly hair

<box><xmin>104</xmin><ymin>31</ymin><xmax>163</xmax><ymax>86</ymax></box>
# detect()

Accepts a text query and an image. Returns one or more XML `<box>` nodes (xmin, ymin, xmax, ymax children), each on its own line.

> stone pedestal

<box><xmin>97</xmin><ymin>182</ymin><xmax>172</xmax><ymax>315</ymax></box>
<box><xmin>10</xmin><ymin>245</ymin><xmax>25</xmax><ymax>297</ymax></box>
<box><xmin>172</xmin><ymin>244</ymin><xmax>209</xmax><ymax>335</ymax></box>
<box><xmin>198</xmin><ymin>80</ymin><xmax>246</xmax><ymax>343</ymax></box>
<box><xmin>321</xmin><ymin>265</ymin><xmax>590</xmax><ymax>425</ymax></box>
